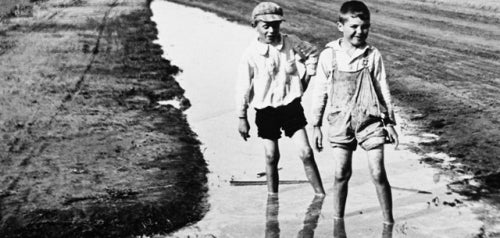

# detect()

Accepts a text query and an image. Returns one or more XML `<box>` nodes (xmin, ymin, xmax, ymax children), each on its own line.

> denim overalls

<box><xmin>327</xmin><ymin>49</ymin><xmax>387</xmax><ymax>151</ymax></box>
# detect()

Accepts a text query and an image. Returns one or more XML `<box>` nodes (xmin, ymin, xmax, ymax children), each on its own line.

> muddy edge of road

<box><xmin>0</xmin><ymin>0</ymin><xmax>207</xmax><ymax>237</ymax></box>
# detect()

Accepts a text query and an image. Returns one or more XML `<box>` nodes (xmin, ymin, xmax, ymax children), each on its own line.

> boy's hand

<box><xmin>313</xmin><ymin>126</ymin><xmax>323</xmax><ymax>152</ymax></box>
<box><xmin>238</xmin><ymin>118</ymin><xmax>250</xmax><ymax>141</ymax></box>
<box><xmin>293</xmin><ymin>40</ymin><xmax>317</xmax><ymax>61</ymax></box>
<box><xmin>385</xmin><ymin>125</ymin><xmax>399</xmax><ymax>150</ymax></box>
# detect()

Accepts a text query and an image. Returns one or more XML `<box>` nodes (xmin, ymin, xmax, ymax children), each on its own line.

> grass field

<box><xmin>0</xmin><ymin>0</ymin><xmax>31</xmax><ymax>18</ymax></box>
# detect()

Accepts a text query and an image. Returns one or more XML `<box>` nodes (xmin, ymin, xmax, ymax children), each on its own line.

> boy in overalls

<box><xmin>235</xmin><ymin>2</ymin><xmax>325</xmax><ymax>196</ymax></box>
<box><xmin>310</xmin><ymin>0</ymin><xmax>399</xmax><ymax>224</ymax></box>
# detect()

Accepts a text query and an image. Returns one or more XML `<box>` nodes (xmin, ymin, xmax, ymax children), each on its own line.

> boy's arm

<box><xmin>310</xmin><ymin>49</ymin><xmax>331</xmax><ymax>128</ymax></box>
<box><xmin>235</xmin><ymin>52</ymin><xmax>253</xmax><ymax>119</ymax></box>
<box><xmin>373</xmin><ymin>49</ymin><xmax>399</xmax><ymax>148</ymax></box>
<box><xmin>372</xmin><ymin>49</ymin><xmax>396</xmax><ymax>125</ymax></box>
<box><xmin>235</xmin><ymin>52</ymin><xmax>253</xmax><ymax>140</ymax></box>
<box><xmin>310</xmin><ymin>49</ymin><xmax>331</xmax><ymax>151</ymax></box>
<box><xmin>289</xmin><ymin>35</ymin><xmax>319</xmax><ymax>77</ymax></box>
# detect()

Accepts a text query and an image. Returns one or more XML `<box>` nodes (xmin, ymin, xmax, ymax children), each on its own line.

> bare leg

<box><xmin>333</xmin><ymin>217</ymin><xmax>347</xmax><ymax>238</ymax></box>
<box><xmin>291</xmin><ymin>128</ymin><xmax>325</xmax><ymax>195</ymax></box>
<box><xmin>263</xmin><ymin>139</ymin><xmax>280</xmax><ymax>194</ymax></box>
<box><xmin>332</xmin><ymin>147</ymin><xmax>352</xmax><ymax>218</ymax></box>
<box><xmin>366</xmin><ymin>145</ymin><xmax>394</xmax><ymax>224</ymax></box>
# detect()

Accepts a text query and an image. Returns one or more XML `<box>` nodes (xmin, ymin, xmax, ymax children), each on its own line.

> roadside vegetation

<box><xmin>0</xmin><ymin>0</ymin><xmax>33</xmax><ymax>19</ymax></box>
<box><xmin>0</xmin><ymin>0</ymin><xmax>207</xmax><ymax>237</ymax></box>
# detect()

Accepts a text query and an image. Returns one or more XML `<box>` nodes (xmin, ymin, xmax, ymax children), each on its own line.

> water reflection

<box><xmin>333</xmin><ymin>219</ymin><xmax>347</xmax><ymax>238</ymax></box>
<box><xmin>265</xmin><ymin>195</ymin><xmax>280</xmax><ymax>238</ymax></box>
<box><xmin>265</xmin><ymin>195</ymin><xmax>325</xmax><ymax>237</ymax></box>
<box><xmin>333</xmin><ymin>219</ymin><xmax>394</xmax><ymax>238</ymax></box>
<box><xmin>382</xmin><ymin>223</ymin><xmax>394</xmax><ymax>238</ymax></box>
<box><xmin>297</xmin><ymin>195</ymin><xmax>325</xmax><ymax>237</ymax></box>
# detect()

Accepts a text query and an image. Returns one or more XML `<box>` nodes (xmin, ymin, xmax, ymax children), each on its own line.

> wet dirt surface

<box><xmin>0</xmin><ymin>0</ymin><xmax>207</xmax><ymax>237</ymax></box>
<box><xmin>150</xmin><ymin>1</ymin><xmax>496</xmax><ymax>237</ymax></box>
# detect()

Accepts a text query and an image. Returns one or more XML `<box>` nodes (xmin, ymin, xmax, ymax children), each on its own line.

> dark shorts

<box><xmin>255</xmin><ymin>98</ymin><xmax>307</xmax><ymax>140</ymax></box>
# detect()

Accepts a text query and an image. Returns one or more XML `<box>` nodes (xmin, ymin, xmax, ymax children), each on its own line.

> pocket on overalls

<box><xmin>327</xmin><ymin>110</ymin><xmax>342</xmax><ymax>124</ymax></box>
<box><xmin>327</xmin><ymin>110</ymin><xmax>351</xmax><ymax>140</ymax></box>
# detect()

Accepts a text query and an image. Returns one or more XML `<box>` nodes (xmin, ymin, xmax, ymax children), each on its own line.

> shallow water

<box><xmin>150</xmin><ymin>1</ymin><xmax>486</xmax><ymax>237</ymax></box>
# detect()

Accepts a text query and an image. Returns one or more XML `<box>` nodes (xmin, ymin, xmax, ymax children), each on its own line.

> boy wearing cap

<box><xmin>236</xmin><ymin>2</ymin><xmax>325</xmax><ymax>195</ymax></box>
<box><xmin>310</xmin><ymin>0</ymin><xmax>398</xmax><ymax>224</ymax></box>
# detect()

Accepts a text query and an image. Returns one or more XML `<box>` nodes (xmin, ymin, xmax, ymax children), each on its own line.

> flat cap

<box><xmin>251</xmin><ymin>2</ymin><xmax>284</xmax><ymax>22</ymax></box>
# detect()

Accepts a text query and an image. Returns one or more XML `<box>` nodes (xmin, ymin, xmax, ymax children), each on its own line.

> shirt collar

<box><xmin>326</xmin><ymin>39</ymin><xmax>371</xmax><ymax>60</ymax></box>
<box><xmin>255</xmin><ymin>33</ymin><xmax>285</xmax><ymax>56</ymax></box>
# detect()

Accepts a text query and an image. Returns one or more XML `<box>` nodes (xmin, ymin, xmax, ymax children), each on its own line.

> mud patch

<box><xmin>447</xmin><ymin>172</ymin><xmax>500</xmax><ymax>200</ymax></box>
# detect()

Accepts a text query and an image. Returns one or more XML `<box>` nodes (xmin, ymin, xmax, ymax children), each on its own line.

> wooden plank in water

<box><xmin>230</xmin><ymin>180</ymin><xmax>309</xmax><ymax>186</ymax></box>
<box><xmin>391</xmin><ymin>186</ymin><xmax>432</xmax><ymax>194</ymax></box>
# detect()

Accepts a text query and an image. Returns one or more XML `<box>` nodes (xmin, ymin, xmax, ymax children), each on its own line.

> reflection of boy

<box><xmin>265</xmin><ymin>195</ymin><xmax>280</xmax><ymax>238</ymax></box>
<box><xmin>297</xmin><ymin>195</ymin><xmax>325</xmax><ymax>237</ymax></box>
<box><xmin>236</xmin><ymin>2</ymin><xmax>325</xmax><ymax>195</ymax></box>
<box><xmin>311</xmin><ymin>0</ymin><xmax>398</xmax><ymax>224</ymax></box>
<box><xmin>333</xmin><ymin>219</ymin><xmax>394</xmax><ymax>238</ymax></box>
<box><xmin>265</xmin><ymin>194</ymin><xmax>325</xmax><ymax>238</ymax></box>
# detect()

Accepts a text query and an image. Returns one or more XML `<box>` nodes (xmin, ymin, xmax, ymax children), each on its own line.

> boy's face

<box><xmin>255</xmin><ymin>20</ymin><xmax>281</xmax><ymax>44</ymax></box>
<box><xmin>338</xmin><ymin>16</ymin><xmax>370</xmax><ymax>47</ymax></box>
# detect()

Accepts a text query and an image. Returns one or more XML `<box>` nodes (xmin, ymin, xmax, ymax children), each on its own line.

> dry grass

<box><xmin>421</xmin><ymin>0</ymin><xmax>500</xmax><ymax>10</ymax></box>
<box><xmin>0</xmin><ymin>0</ymin><xmax>32</xmax><ymax>18</ymax></box>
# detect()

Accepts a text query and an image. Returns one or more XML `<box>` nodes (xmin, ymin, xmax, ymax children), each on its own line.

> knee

<box><xmin>265</xmin><ymin>151</ymin><xmax>280</xmax><ymax>166</ymax></box>
<box><xmin>334</xmin><ymin>169</ymin><xmax>351</xmax><ymax>183</ymax></box>
<box><xmin>298</xmin><ymin>146</ymin><xmax>313</xmax><ymax>162</ymax></box>
<box><xmin>370</xmin><ymin>169</ymin><xmax>388</xmax><ymax>184</ymax></box>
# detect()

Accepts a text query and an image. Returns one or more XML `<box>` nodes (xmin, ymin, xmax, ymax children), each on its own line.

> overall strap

<box><xmin>362</xmin><ymin>49</ymin><xmax>369</xmax><ymax>68</ymax></box>
<box><xmin>331</xmin><ymin>47</ymin><xmax>337</xmax><ymax>72</ymax></box>
<box><xmin>326</xmin><ymin>47</ymin><xmax>336</xmax><ymax>79</ymax></box>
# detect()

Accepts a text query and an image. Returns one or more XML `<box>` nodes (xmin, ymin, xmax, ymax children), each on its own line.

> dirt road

<box><xmin>0</xmin><ymin>0</ymin><xmax>207</xmax><ymax>237</ymax></box>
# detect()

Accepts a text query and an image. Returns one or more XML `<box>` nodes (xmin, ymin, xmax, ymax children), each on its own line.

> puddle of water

<box><xmin>150</xmin><ymin>1</ymin><xmax>486</xmax><ymax>237</ymax></box>
<box><xmin>157</xmin><ymin>99</ymin><xmax>181</xmax><ymax>109</ymax></box>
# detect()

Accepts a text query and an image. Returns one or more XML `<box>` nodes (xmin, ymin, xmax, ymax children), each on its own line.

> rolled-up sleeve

<box><xmin>235</xmin><ymin>52</ymin><xmax>253</xmax><ymax>118</ymax></box>
<box><xmin>372</xmin><ymin>49</ymin><xmax>396</xmax><ymax>125</ymax></box>
<box><xmin>290</xmin><ymin>35</ymin><xmax>319</xmax><ymax>76</ymax></box>
<box><xmin>310</xmin><ymin>49</ymin><xmax>332</xmax><ymax>127</ymax></box>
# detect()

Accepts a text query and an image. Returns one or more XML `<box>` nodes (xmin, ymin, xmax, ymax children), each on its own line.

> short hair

<box><xmin>338</xmin><ymin>1</ymin><xmax>370</xmax><ymax>23</ymax></box>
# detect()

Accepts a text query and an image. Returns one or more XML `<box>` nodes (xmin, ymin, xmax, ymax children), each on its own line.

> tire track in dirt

<box><xmin>3</xmin><ymin>0</ymin><xmax>121</xmax><ymax>200</ymax></box>
<box><xmin>61</xmin><ymin>0</ymin><xmax>120</xmax><ymax>104</ymax></box>
<box><xmin>0</xmin><ymin>0</ymin><xmax>123</xmax><ymax>229</ymax></box>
